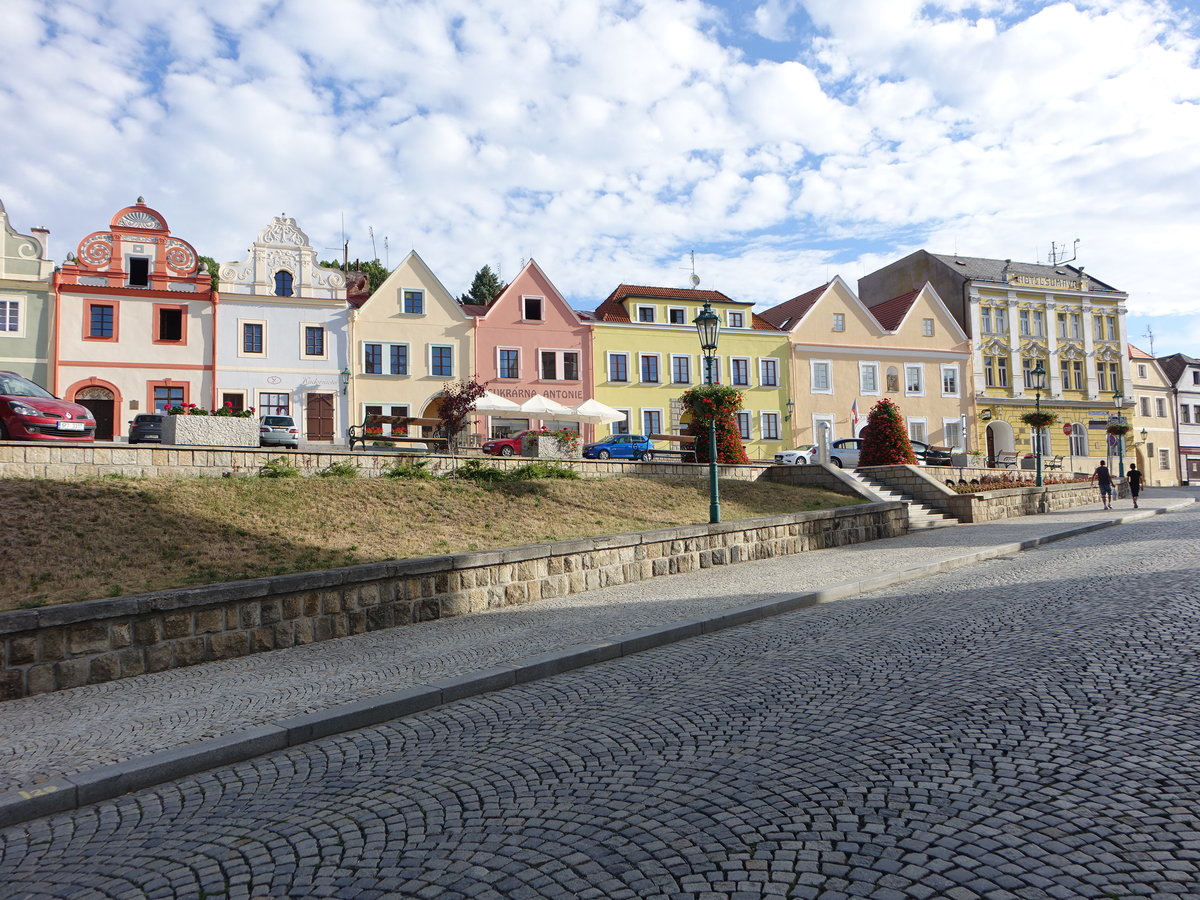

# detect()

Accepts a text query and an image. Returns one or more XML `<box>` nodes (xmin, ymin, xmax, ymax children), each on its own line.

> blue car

<box><xmin>582</xmin><ymin>433</ymin><xmax>654</xmax><ymax>460</ymax></box>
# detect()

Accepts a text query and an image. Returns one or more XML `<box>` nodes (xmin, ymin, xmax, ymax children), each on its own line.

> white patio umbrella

<box><xmin>472</xmin><ymin>391</ymin><xmax>522</xmax><ymax>413</ymax></box>
<box><xmin>566</xmin><ymin>398</ymin><xmax>626</xmax><ymax>424</ymax></box>
<box><xmin>518</xmin><ymin>395</ymin><xmax>575</xmax><ymax>417</ymax></box>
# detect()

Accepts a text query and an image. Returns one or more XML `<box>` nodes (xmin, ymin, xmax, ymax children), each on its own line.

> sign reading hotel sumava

<box><xmin>1008</xmin><ymin>273</ymin><xmax>1083</xmax><ymax>290</ymax></box>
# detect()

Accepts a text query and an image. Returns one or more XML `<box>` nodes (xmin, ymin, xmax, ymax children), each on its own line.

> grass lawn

<box><xmin>0</xmin><ymin>471</ymin><xmax>861</xmax><ymax>611</ymax></box>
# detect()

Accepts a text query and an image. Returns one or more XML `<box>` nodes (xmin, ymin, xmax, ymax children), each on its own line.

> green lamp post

<box><xmin>693</xmin><ymin>301</ymin><xmax>721</xmax><ymax>524</ymax></box>
<box><xmin>1113</xmin><ymin>388</ymin><xmax>1125</xmax><ymax>477</ymax></box>
<box><xmin>1030</xmin><ymin>361</ymin><xmax>1047</xmax><ymax>487</ymax></box>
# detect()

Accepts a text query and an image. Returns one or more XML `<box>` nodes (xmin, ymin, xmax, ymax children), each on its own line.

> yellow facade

<box><xmin>1127</xmin><ymin>348</ymin><xmax>1178</xmax><ymax>485</ymax></box>
<box><xmin>590</xmin><ymin>288</ymin><xmax>790</xmax><ymax>460</ymax></box>
<box><xmin>767</xmin><ymin>278</ymin><xmax>972</xmax><ymax>451</ymax></box>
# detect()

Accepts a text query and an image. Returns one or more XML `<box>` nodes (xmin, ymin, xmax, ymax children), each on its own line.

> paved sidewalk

<box><xmin>1</xmin><ymin>488</ymin><xmax>1195</xmax><ymax>828</ymax></box>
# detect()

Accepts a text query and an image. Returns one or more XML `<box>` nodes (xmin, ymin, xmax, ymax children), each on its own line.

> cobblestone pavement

<box><xmin>0</xmin><ymin>493</ymin><xmax>1192</xmax><ymax>794</ymax></box>
<box><xmin>2</xmin><ymin>499</ymin><xmax>1199</xmax><ymax>898</ymax></box>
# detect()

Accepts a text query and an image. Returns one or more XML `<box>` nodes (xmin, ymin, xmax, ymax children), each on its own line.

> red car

<box><xmin>481</xmin><ymin>430</ymin><xmax>535</xmax><ymax>457</ymax></box>
<box><xmin>0</xmin><ymin>370</ymin><xmax>96</xmax><ymax>441</ymax></box>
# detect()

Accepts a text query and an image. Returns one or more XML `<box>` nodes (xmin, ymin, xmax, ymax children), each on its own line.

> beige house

<box><xmin>1128</xmin><ymin>345</ymin><xmax>1177</xmax><ymax>485</ymax></box>
<box><xmin>347</xmin><ymin>250</ymin><xmax>473</xmax><ymax>430</ymax></box>
<box><xmin>760</xmin><ymin>276</ymin><xmax>972</xmax><ymax>453</ymax></box>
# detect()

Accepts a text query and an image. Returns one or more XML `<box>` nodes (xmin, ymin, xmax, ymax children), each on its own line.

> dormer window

<box><xmin>128</xmin><ymin>257</ymin><xmax>150</xmax><ymax>287</ymax></box>
<box><xmin>637</xmin><ymin>306</ymin><xmax>656</xmax><ymax>323</ymax></box>
<box><xmin>274</xmin><ymin>271</ymin><xmax>294</xmax><ymax>297</ymax></box>
<box><xmin>728</xmin><ymin>311</ymin><xmax>745</xmax><ymax>328</ymax></box>
<box><xmin>523</xmin><ymin>296</ymin><xmax>543</xmax><ymax>321</ymax></box>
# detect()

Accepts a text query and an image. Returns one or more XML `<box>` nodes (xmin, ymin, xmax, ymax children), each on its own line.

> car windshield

<box><xmin>0</xmin><ymin>373</ymin><xmax>55</xmax><ymax>399</ymax></box>
<box><xmin>134</xmin><ymin>415</ymin><xmax>162</xmax><ymax>424</ymax></box>
<box><xmin>263</xmin><ymin>416</ymin><xmax>293</xmax><ymax>426</ymax></box>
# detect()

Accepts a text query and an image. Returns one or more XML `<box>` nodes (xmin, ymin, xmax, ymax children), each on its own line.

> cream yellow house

<box><xmin>760</xmin><ymin>276</ymin><xmax>972</xmax><ymax>452</ymax></box>
<box><xmin>1128</xmin><ymin>344</ymin><xmax>1177</xmax><ymax>485</ymax></box>
<box><xmin>347</xmin><ymin>250</ymin><xmax>473</xmax><ymax>430</ymax></box>
<box><xmin>590</xmin><ymin>284</ymin><xmax>790</xmax><ymax>460</ymax></box>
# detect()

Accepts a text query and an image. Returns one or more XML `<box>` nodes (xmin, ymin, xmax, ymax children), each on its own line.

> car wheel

<box><xmin>129</xmin><ymin>437</ymin><xmax>138</xmax><ymax>445</ymax></box>
<box><xmin>641</xmin><ymin>451</ymin><xmax>653</xmax><ymax>461</ymax></box>
<box><xmin>598</xmin><ymin>449</ymin><xmax>610</xmax><ymax>460</ymax></box>
<box><xmin>830</xmin><ymin>457</ymin><xmax>843</xmax><ymax>468</ymax></box>
<box><xmin>0</xmin><ymin>420</ymin><xmax>9</xmax><ymax>440</ymax></box>
<box><xmin>795</xmin><ymin>457</ymin><xmax>807</xmax><ymax>464</ymax></box>
<box><xmin>289</xmin><ymin>444</ymin><xmax>299</xmax><ymax>450</ymax></box>
<box><xmin>500</xmin><ymin>445</ymin><xmax>514</xmax><ymax>457</ymax></box>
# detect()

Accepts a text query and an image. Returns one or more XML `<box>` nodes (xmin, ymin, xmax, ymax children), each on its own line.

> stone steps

<box><xmin>843</xmin><ymin>470</ymin><xmax>958</xmax><ymax>530</ymax></box>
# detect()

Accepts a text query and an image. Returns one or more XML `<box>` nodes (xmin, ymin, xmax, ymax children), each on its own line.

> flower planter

<box><xmin>161</xmin><ymin>416</ymin><xmax>260</xmax><ymax>447</ymax></box>
<box><xmin>520</xmin><ymin>435</ymin><xmax>580</xmax><ymax>459</ymax></box>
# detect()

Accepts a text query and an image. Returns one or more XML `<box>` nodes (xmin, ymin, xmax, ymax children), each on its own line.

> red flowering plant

<box><xmin>680</xmin><ymin>384</ymin><xmax>750</xmax><ymax>465</ymax></box>
<box><xmin>213</xmin><ymin>400</ymin><xmax>256</xmax><ymax>418</ymax></box>
<box><xmin>857</xmin><ymin>398</ymin><xmax>918</xmax><ymax>466</ymax></box>
<box><xmin>533</xmin><ymin>425</ymin><xmax>580</xmax><ymax>454</ymax></box>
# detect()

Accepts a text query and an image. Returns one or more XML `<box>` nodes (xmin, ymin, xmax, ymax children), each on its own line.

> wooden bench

<box><xmin>1044</xmin><ymin>455</ymin><xmax>1064</xmax><ymax>471</ymax></box>
<box><xmin>348</xmin><ymin>415</ymin><xmax>449</xmax><ymax>453</ymax></box>
<box><xmin>648</xmin><ymin>433</ymin><xmax>697</xmax><ymax>463</ymax></box>
<box><xmin>993</xmin><ymin>452</ymin><xmax>1018</xmax><ymax>469</ymax></box>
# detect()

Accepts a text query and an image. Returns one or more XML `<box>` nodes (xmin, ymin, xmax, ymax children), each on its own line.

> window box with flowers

<box><xmin>162</xmin><ymin>402</ymin><xmax>260</xmax><ymax>447</ymax></box>
<box><xmin>521</xmin><ymin>426</ymin><xmax>581</xmax><ymax>459</ymax></box>
<box><xmin>1020</xmin><ymin>411</ymin><xmax>1058</xmax><ymax>429</ymax></box>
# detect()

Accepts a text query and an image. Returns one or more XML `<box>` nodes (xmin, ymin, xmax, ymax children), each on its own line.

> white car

<box><xmin>773</xmin><ymin>438</ymin><xmax>863</xmax><ymax>468</ymax></box>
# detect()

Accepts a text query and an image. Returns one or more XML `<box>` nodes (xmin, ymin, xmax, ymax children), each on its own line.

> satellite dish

<box><xmin>690</xmin><ymin>273</ymin><xmax>700</xmax><ymax>288</ymax></box>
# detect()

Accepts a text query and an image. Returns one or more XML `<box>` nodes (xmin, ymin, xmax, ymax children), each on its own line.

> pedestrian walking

<box><xmin>1091</xmin><ymin>461</ymin><xmax>1114</xmax><ymax>509</ymax></box>
<box><xmin>1127</xmin><ymin>462</ymin><xmax>1144</xmax><ymax>508</ymax></box>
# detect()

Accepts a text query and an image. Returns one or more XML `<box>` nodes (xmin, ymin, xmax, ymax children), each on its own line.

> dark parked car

<box><xmin>127</xmin><ymin>413</ymin><xmax>164</xmax><ymax>444</ymax></box>
<box><xmin>0</xmin><ymin>370</ymin><xmax>96</xmax><ymax>441</ymax></box>
<box><xmin>259</xmin><ymin>415</ymin><xmax>300</xmax><ymax>449</ymax></box>
<box><xmin>481</xmin><ymin>430</ymin><xmax>536</xmax><ymax>457</ymax></box>
<box><xmin>911</xmin><ymin>439</ymin><xmax>953</xmax><ymax>465</ymax></box>
<box><xmin>581</xmin><ymin>433</ymin><xmax>654</xmax><ymax>460</ymax></box>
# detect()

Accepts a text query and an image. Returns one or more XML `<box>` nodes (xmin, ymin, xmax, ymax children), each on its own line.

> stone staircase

<box><xmin>842</xmin><ymin>470</ymin><xmax>958</xmax><ymax>530</ymax></box>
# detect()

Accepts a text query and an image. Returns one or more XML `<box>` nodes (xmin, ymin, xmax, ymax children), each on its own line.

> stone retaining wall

<box><xmin>0</xmin><ymin>502</ymin><xmax>903</xmax><ymax>701</ymax></box>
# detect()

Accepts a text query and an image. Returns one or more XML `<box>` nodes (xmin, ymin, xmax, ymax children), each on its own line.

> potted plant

<box><xmin>1107</xmin><ymin>422</ymin><xmax>1132</xmax><ymax>437</ymax></box>
<box><xmin>1020</xmin><ymin>410</ymin><xmax>1057</xmax><ymax>429</ymax></box>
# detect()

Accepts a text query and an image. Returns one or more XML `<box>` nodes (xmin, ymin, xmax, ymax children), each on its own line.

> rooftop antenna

<box><xmin>681</xmin><ymin>250</ymin><xmax>700</xmax><ymax>288</ymax></box>
<box><xmin>1048</xmin><ymin>238</ymin><xmax>1080</xmax><ymax>266</ymax></box>
<box><xmin>384</xmin><ymin>235</ymin><xmax>389</xmax><ymax>269</ymax></box>
<box><xmin>369</xmin><ymin>226</ymin><xmax>377</xmax><ymax>261</ymax></box>
<box><xmin>1143</xmin><ymin>325</ymin><xmax>1156</xmax><ymax>356</ymax></box>
<box><xmin>324</xmin><ymin>213</ymin><xmax>349</xmax><ymax>269</ymax></box>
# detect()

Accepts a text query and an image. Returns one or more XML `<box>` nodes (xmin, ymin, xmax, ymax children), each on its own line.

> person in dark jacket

<box><xmin>1091</xmin><ymin>461</ymin><xmax>1114</xmax><ymax>509</ymax></box>
<box><xmin>1127</xmin><ymin>462</ymin><xmax>1144</xmax><ymax>508</ymax></box>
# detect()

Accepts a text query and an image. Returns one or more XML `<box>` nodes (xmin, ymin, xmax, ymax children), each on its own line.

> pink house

<box><xmin>466</xmin><ymin>259</ymin><xmax>595</xmax><ymax>439</ymax></box>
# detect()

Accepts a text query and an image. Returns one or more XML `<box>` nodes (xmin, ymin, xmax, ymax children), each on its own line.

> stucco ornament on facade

<box><xmin>219</xmin><ymin>215</ymin><xmax>346</xmax><ymax>296</ymax></box>
<box><xmin>115</xmin><ymin>209</ymin><xmax>165</xmax><ymax>230</ymax></box>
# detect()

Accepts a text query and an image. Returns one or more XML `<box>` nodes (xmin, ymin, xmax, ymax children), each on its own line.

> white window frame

<box><xmin>730</xmin><ymin>356</ymin><xmax>751</xmax><ymax>387</ymax></box>
<box><xmin>727</xmin><ymin>310</ymin><xmax>745</xmax><ymax>328</ymax></box>
<box><xmin>607</xmin><ymin>351</ymin><xmax>630</xmax><ymax>383</ymax></box>
<box><xmin>0</xmin><ymin>298</ymin><xmax>24</xmax><ymax>337</ymax></box>
<box><xmin>402</xmin><ymin>289</ymin><xmax>425</xmax><ymax>316</ymax></box>
<box><xmin>761</xmin><ymin>411</ymin><xmax>781</xmax><ymax>441</ymax></box>
<box><xmin>940</xmin><ymin>364</ymin><xmax>959</xmax><ymax>397</ymax></box>
<box><xmin>859</xmin><ymin>361</ymin><xmax>880</xmax><ymax>396</ymax></box>
<box><xmin>239</xmin><ymin>319</ymin><xmax>268</xmax><ymax>358</ymax></box>
<box><xmin>497</xmin><ymin>347</ymin><xmax>521</xmax><ymax>380</ymax></box>
<box><xmin>635</xmin><ymin>305</ymin><xmax>656</xmax><ymax>324</ymax></box>
<box><xmin>1156</xmin><ymin>397</ymin><xmax>1167</xmax><ymax>417</ymax></box>
<box><xmin>758</xmin><ymin>357</ymin><xmax>779</xmax><ymax>387</ymax></box>
<box><xmin>641</xmin><ymin>408</ymin><xmax>663</xmax><ymax>436</ymax></box>
<box><xmin>904</xmin><ymin>363</ymin><xmax>925</xmax><ymax>397</ymax></box>
<box><xmin>428</xmin><ymin>343</ymin><xmax>455</xmax><ymax>378</ymax></box>
<box><xmin>735</xmin><ymin>411</ymin><xmax>752</xmax><ymax>440</ymax></box>
<box><xmin>522</xmin><ymin>295</ymin><xmax>544</xmax><ymax>321</ymax></box>
<box><xmin>907</xmin><ymin>417</ymin><xmax>928</xmax><ymax>444</ymax></box>
<box><xmin>670</xmin><ymin>354</ymin><xmax>692</xmax><ymax>385</ymax></box>
<box><xmin>1069</xmin><ymin>423</ymin><xmax>1088</xmax><ymax>456</ymax></box>
<box><xmin>667</xmin><ymin>306</ymin><xmax>687</xmax><ymax>325</ymax></box>
<box><xmin>922</xmin><ymin>318</ymin><xmax>935</xmax><ymax>337</ymax></box>
<box><xmin>638</xmin><ymin>352</ymin><xmax>662</xmax><ymax>384</ymax></box>
<box><xmin>1159</xmin><ymin>448</ymin><xmax>1170</xmax><ymax>470</ymax></box>
<box><xmin>300</xmin><ymin>322</ymin><xmax>328</xmax><ymax>360</ymax></box>
<box><xmin>942</xmin><ymin>417</ymin><xmax>963</xmax><ymax>451</ymax></box>
<box><xmin>539</xmin><ymin>348</ymin><xmax>580</xmax><ymax>382</ymax></box>
<box><xmin>1137</xmin><ymin>364</ymin><xmax>1147</xmax><ymax>379</ymax></box>
<box><xmin>832</xmin><ymin>313</ymin><xmax>845</xmax><ymax>332</ymax></box>
<box><xmin>810</xmin><ymin>359</ymin><xmax>833</xmax><ymax>394</ymax></box>
<box><xmin>611</xmin><ymin>409</ymin><xmax>632</xmax><ymax>435</ymax></box>
<box><xmin>1139</xmin><ymin>396</ymin><xmax>1150</xmax><ymax>417</ymax></box>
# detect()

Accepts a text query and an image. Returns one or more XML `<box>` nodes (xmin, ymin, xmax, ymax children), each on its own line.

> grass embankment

<box><xmin>1</xmin><ymin>472</ymin><xmax>860</xmax><ymax>611</ymax></box>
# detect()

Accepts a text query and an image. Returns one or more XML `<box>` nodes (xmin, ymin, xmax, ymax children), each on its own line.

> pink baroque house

<box><xmin>53</xmin><ymin>198</ymin><xmax>214</xmax><ymax>440</ymax></box>
<box><xmin>465</xmin><ymin>259</ymin><xmax>595</xmax><ymax>440</ymax></box>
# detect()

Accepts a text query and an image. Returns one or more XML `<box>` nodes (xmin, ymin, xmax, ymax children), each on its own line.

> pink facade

<box><xmin>468</xmin><ymin>259</ymin><xmax>594</xmax><ymax>438</ymax></box>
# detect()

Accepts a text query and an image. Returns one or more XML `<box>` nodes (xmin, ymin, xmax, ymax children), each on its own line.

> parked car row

<box><xmin>773</xmin><ymin>437</ymin><xmax>953</xmax><ymax>467</ymax></box>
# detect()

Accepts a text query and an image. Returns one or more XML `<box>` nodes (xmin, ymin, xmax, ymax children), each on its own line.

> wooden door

<box><xmin>78</xmin><ymin>399</ymin><xmax>114</xmax><ymax>440</ymax></box>
<box><xmin>306</xmin><ymin>393</ymin><xmax>334</xmax><ymax>442</ymax></box>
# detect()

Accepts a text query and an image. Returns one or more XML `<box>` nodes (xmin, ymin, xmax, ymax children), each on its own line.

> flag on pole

<box><xmin>851</xmin><ymin>398</ymin><xmax>859</xmax><ymax>428</ymax></box>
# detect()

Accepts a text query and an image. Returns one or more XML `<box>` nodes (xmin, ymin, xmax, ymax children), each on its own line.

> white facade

<box><xmin>217</xmin><ymin>216</ymin><xmax>350</xmax><ymax>443</ymax></box>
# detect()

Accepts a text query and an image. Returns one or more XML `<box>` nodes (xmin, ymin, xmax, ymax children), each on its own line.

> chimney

<box><xmin>30</xmin><ymin>227</ymin><xmax>49</xmax><ymax>259</ymax></box>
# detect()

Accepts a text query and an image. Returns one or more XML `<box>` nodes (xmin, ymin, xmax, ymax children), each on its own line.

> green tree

<box><xmin>198</xmin><ymin>255</ymin><xmax>219</xmax><ymax>291</ymax></box>
<box><xmin>459</xmin><ymin>264</ymin><xmax>505</xmax><ymax>306</ymax></box>
<box><xmin>857</xmin><ymin>398</ymin><xmax>918</xmax><ymax>466</ymax></box>
<box><xmin>320</xmin><ymin>258</ymin><xmax>389</xmax><ymax>296</ymax></box>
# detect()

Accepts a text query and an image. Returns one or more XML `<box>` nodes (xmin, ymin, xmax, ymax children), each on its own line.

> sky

<box><xmin>2</xmin><ymin>0</ymin><xmax>1199</xmax><ymax>356</ymax></box>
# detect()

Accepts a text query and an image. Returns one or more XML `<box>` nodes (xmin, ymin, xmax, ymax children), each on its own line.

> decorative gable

<box><xmin>219</xmin><ymin>215</ymin><xmax>346</xmax><ymax>300</ymax></box>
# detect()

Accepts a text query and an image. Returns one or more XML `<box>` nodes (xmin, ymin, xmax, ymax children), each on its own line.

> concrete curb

<box><xmin>0</xmin><ymin>499</ymin><xmax>1191</xmax><ymax>830</ymax></box>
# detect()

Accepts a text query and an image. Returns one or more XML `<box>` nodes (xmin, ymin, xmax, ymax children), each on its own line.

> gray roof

<box><xmin>931</xmin><ymin>254</ymin><xmax>1123</xmax><ymax>293</ymax></box>
<box><xmin>1157</xmin><ymin>352</ymin><xmax>1200</xmax><ymax>384</ymax></box>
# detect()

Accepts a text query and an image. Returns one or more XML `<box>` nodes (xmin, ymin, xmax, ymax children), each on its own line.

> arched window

<box><xmin>1069</xmin><ymin>423</ymin><xmax>1088</xmax><ymax>457</ymax></box>
<box><xmin>274</xmin><ymin>270</ymin><xmax>294</xmax><ymax>297</ymax></box>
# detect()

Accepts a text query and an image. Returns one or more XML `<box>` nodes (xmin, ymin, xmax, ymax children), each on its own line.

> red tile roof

<box><xmin>868</xmin><ymin>287</ymin><xmax>922</xmax><ymax>332</ymax></box>
<box><xmin>758</xmin><ymin>283</ymin><xmax>828</xmax><ymax>330</ymax></box>
<box><xmin>461</xmin><ymin>303</ymin><xmax>487</xmax><ymax>317</ymax></box>
<box><xmin>1128</xmin><ymin>343</ymin><xmax>1154</xmax><ymax>360</ymax></box>
<box><xmin>594</xmin><ymin>284</ymin><xmax>738</xmax><ymax>322</ymax></box>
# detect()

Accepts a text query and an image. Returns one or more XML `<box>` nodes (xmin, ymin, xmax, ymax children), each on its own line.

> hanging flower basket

<box><xmin>1020</xmin><ymin>411</ymin><xmax>1057</xmax><ymax>428</ymax></box>
<box><xmin>1107</xmin><ymin>423</ymin><xmax>1132</xmax><ymax>437</ymax></box>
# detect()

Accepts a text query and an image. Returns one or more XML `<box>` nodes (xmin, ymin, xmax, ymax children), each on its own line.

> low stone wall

<box><xmin>161</xmin><ymin>416</ymin><xmax>259</xmax><ymax>447</ymax></box>
<box><xmin>0</xmin><ymin>502</ymin><xmax>903</xmax><ymax>701</ymax></box>
<box><xmin>0</xmin><ymin>442</ymin><xmax>767</xmax><ymax>482</ymax></box>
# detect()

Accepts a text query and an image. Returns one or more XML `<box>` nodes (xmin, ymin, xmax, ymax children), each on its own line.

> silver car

<box><xmin>773</xmin><ymin>438</ymin><xmax>863</xmax><ymax>468</ymax></box>
<box><xmin>259</xmin><ymin>415</ymin><xmax>300</xmax><ymax>449</ymax></box>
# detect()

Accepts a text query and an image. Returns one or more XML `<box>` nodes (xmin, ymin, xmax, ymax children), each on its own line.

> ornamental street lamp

<box><xmin>693</xmin><ymin>301</ymin><xmax>721</xmax><ymax>524</ymax></box>
<box><xmin>1030</xmin><ymin>361</ymin><xmax>1047</xmax><ymax>487</ymax></box>
<box><xmin>340</xmin><ymin>367</ymin><xmax>351</xmax><ymax>395</ymax></box>
<box><xmin>1113</xmin><ymin>389</ymin><xmax>1125</xmax><ymax>477</ymax></box>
